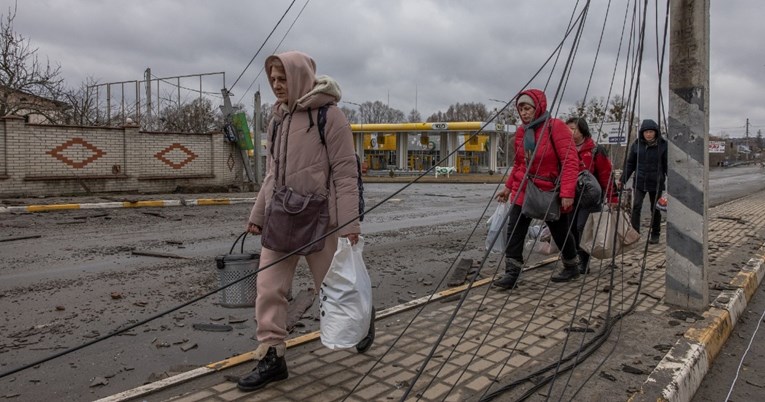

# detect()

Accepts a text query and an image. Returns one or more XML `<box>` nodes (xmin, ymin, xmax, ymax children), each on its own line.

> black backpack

<box><xmin>592</xmin><ymin>144</ymin><xmax>618</xmax><ymax>196</ymax></box>
<box><xmin>316</xmin><ymin>105</ymin><xmax>365</xmax><ymax>222</ymax></box>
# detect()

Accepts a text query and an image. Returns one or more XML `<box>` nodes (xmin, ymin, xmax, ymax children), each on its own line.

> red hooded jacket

<box><xmin>505</xmin><ymin>89</ymin><xmax>580</xmax><ymax>213</ymax></box>
<box><xmin>577</xmin><ymin>137</ymin><xmax>618</xmax><ymax>204</ymax></box>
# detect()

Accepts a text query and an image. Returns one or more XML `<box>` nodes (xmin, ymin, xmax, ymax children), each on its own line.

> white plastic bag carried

<box><xmin>320</xmin><ymin>236</ymin><xmax>373</xmax><ymax>350</ymax></box>
<box><xmin>486</xmin><ymin>203</ymin><xmax>510</xmax><ymax>253</ymax></box>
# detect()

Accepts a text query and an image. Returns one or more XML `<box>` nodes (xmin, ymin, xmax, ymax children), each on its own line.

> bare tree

<box><xmin>0</xmin><ymin>6</ymin><xmax>66</xmax><ymax>121</ymax></box>
<box><xmin>339</xmin><ymin>105</ymin><xmax>358</xmax><ymax>124</ymax></box>
<box><xmin>358</xmin><ymin>100</ymin><xmax>404</xmax><ymax>124</ymax></box>
<box><xmin>57</xmin><ymin>77</ymin><xmax>100</xmax><ymax>126</ymax></box>
<box><xmin>158</xmin><ymin>97</ymin><xmax>220</xmax><ymax>133</ymax></box>
<box><xmin>607</xmin><ymin>95</ymin><xmax>627</xmax><ymax>123</ymax></box>
<box><xmin>566</xmin><ymin>97</ymin><xmax>607</xmax><ymax>123</ymax></box>
<box><xmin>407</xmin><ymin>108</ymin><xmax>421</xmax><ymax>123</ymax></box>
<box><xmin>426</xmin><ymin>102</ymin><xmax>489</xmax><ymax>122</ymax></box>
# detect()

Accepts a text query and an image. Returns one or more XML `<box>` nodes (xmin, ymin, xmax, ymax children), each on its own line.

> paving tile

<box><xmin>465</xmin><ymin>375</ymin><xmax>495</xmax><ymax>392</ymax></box>
<box><xmin>352</xmin><ymin>381</ymin><xmax>393</xmax><ymax>400</ymax></box>
<box><xmin>211</xmin><ymin>382</ymin><xmax>237</xmax><ymax>393</ymax></box>
<box><xmin>272</xmin><ymin>373</ymin><xmax>319</xmax><ymax>393</ymax></box>
<box><xmin>167</xmin><ymin>390</ymin><xmax>215</xmax><ymax>402</ymax></box>
<box><xmin>417</xmin><ymin>381</ymin><xmax>453</xmax><ymax>400</ymax></box>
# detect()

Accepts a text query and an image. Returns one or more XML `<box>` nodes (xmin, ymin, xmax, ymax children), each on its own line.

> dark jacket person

<box><xmin>619</xmin><ymin>119</ymin><xmax>668</xmax><ymax>244</ymax></box>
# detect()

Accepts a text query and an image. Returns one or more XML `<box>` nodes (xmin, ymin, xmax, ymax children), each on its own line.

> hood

<box><xmin>265</xmin><ymin>51</ymin><xmax>342</xmax><ymax>113</ymax></box>
<box><xmin>295</xmin><ymin>75</ymin><xmax>342</xmax><ymax>110</ymax></box>
<box><xmin>639</xmin><ymin>119</ymin><xmax>662</xmax><ymax>141</ymax></box>
<box><xmin>517</xmin><ymin>88</ymin><xmax>548</xmax><ymax>120</ymax></box>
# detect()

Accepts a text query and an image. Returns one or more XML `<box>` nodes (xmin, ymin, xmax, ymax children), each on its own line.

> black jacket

<box><xmin>621</xmin><ymin>119</ymin><xmax>668</xmax><ymax>192</ymax></box>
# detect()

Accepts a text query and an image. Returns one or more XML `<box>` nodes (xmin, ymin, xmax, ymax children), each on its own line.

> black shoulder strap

<box><xmin>593</xmin><ymin>144</ymin><xmax>608</xmax><ymax>158</ymax></box>
<box><xmin>269</xmin><ymin>121</ymin><xmax>281</xmax><ymax>157</ymax></box>
<box><xmin>315</xmin><ymin>105</ymin><xmax>331</xmax><ymax>189</ymax></box>
<box><xmin>317</xmin><ymin>105</ymin><xmax>329</xmax><ymax>147</ymax></box>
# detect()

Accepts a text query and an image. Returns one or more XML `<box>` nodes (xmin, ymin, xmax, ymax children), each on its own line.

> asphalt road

<box><xmin>0</xmin><ymin>165</ymin><xmax>763</xmax><ymax>401</ymax></box>
<box><xmin>692</xmin><ymin>284</ymin><xmax>765</xmax><ymax>401</ymax></box>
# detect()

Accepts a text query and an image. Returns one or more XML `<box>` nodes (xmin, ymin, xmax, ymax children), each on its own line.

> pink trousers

<box><xmin>255</xmin><ymin>232</ymin><xmax>339</xmax><ymax>345</ymax></box>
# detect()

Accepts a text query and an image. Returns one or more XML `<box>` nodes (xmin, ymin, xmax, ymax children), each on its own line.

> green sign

<box><xmin>232</xmin><ymin>112</ymin><xmax>254</xmax><ymax>150</ymax></box>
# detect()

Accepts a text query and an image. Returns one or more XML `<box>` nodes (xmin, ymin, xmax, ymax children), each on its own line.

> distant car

<box><xmin>722</xmin><ymin>160</ymin><xmax>731</xmax><ymax>167</ymax></box>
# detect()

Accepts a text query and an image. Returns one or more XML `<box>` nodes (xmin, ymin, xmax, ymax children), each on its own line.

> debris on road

<box><xmin>0</xmin><ymin>235</ymin><xmax>42</xmax><ymax>243</ymax></box>
<box><xmin>192</xmin><ymin>323</ymin><xmax>233</xmax><ymax>332</ymax></box>
<box><xmin>131</xmin><ymin>250</ymin><xmax>190</xmax><ymax>260</ymax></box>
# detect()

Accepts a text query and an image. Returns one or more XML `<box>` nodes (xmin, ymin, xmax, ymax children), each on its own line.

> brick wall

<box><xmin>0</xmin><ymin>117</ymin><xmax>247</xmax><ymax>197</ymax></box>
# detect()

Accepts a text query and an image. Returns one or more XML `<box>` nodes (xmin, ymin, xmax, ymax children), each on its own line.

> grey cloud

<box><xmin>3</xmin><ymin>0</ymin><xmax>761</xmax><ymax>136</ymax></box>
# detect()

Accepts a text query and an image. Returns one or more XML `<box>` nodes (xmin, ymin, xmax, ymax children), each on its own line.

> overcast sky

<box><xmin>3</xmin><ymin>0</ymin><xmax>763</xmax><ymax>137</ymax></box>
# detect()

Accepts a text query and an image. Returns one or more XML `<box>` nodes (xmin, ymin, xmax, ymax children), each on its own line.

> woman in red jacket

<box><xmin>494</xmin><ymin>89</ymin><xmax>582</xmax><ymax>288</ymax></box>
<box><xmin>566</xmin><ymin>117</ymin><xmax>619</xmax><ymax>274</ymax></box>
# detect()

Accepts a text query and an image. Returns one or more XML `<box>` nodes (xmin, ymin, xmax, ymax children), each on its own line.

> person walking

<box><xmin>565</xmin><ymin>117</ymin><xmax>618</xmax><ymax>274</ymax></box>
<box><xmin>618</xmin><ymin>119</ymin><xmax>668</xmax><ymax>244</ymax></box>
<box><xmin>240</xmin><ymin>51</ymin><xmax>371</xmax><ymax>392</ymax></box>
<box><xmin>494</xmin><ymin>89</ymin><xmax>582</xmax><ymax>288</ymax></box>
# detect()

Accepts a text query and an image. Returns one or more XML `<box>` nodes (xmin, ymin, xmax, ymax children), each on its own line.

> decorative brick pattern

<box><xmin>45</xmin><ymin>137</ymin><xmax>106</xmax><ymax>168</ymax></box>
<box><xmin>154</xmin><ymin>142</ymin><xmax>198</xmax><ymax>169</ymax></box>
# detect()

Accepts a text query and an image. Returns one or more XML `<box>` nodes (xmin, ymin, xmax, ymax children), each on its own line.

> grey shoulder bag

<box><xmin>261</xmin><ymin>112</ymin><xmax>330</xmax><ymax>255</ymax></box>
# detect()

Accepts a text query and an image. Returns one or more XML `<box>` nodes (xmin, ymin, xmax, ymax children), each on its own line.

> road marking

<box><xmin>0</xmin><ymin>198</ymin><xmax>257</xmax><ymax>214</ymax></box>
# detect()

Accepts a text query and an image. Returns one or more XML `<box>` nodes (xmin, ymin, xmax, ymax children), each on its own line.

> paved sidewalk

<box><xmin>100</xmin><ymin>192</ymin><xmax>765</xmax><ymax>402</ymax></box>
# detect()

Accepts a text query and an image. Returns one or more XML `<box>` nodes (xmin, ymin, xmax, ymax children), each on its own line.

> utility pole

<box><xmin>253</xmin><ymin>91</ymin><xmax>262</xmax><ymax>185</ymax></box>
<box><xmin>746</xmin><ymin>118</ymin><xmax>750</xmax><ymax>138</ymax></box>
<box><xmin>221</xmin><ymin>88</ymin><xmax>256</xmax><ymax>184</ymax></box>
<box><xmin>665</xmin><ymin>0</ymin><xmax>710</xmax><ymax>311</ymax></box>
<box><xmin>145</xmin><ymin>68</ymin><xmax>152</xmax><ymax>128</ymax></box>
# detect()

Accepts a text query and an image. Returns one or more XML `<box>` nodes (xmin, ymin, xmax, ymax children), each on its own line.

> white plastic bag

<box><xmin>486</xmin><ymin>203</ymin><xmax>510</xmax><ymax>253</ymax></box>
<box><xmin>319</xmin><ymin>237</ymin><xmax>373</xmax><ymax>350</ymax></box>
<box><xmin>524</xmin><ymin>239</ymin><xmax>559</xmax><ymax>255</ymax></box>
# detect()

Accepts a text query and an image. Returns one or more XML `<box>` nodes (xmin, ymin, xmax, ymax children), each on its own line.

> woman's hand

<box><xmin>246</xmin><ymin>222</ymin><xmax>262</xmax><ymax>234</ymax></box>
<box><xmin>496</xmin><ymin>187</ymin><xmax>511</xmax><ymax>203</ymax></box>
<box><xmin>561</xmin><ymin>197</ymin><xmax>574</xmax><ymax>210</ymax></box>
<box><xmin>343</xmin><ymin>233</ymin><xmax>360</xmax><ymax>245</ymax></box>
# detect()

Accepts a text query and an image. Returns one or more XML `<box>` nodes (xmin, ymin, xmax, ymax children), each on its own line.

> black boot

<box><xmin>649</xmin><ymin>233</ymin><xmax>660</xmax><ymax>244</ymax></box>
<box><xmin>578</xmin><ymin>250</ymin><xmax>590</xmax><ymax>275</ymax></box>
<box><xmin>493</xmin><ymin>259</ymin><xmax>522</xmax><ymax>289</ymax></box>
<box><xmin>237</xmin><ymin>346</ymin><xmax>289</xmax><ymax>392</ymax></box>
<box><xmin>551</xmin><ymin>259</ymin><xmax>580</xmax><ymax>283</ymax></box>
<box><xmin>356</xmin><ymin>308</ymin><xmax>376</xmax><ymax>353</ymax></box>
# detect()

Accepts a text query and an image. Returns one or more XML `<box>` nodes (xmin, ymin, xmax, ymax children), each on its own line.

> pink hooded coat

<box><xmin>248</xmin><ymin>51</ymin><xmax>360</xmax><ymax>237</ymax></box>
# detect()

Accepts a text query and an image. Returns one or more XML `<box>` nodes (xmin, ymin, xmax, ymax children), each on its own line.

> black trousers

<box><xmin>631</xmin><ymin>188</ymin><xmax>662</xmax><ymax>236</ymax></box>
<box><xmin>572</xmin><ymin>207</ymin><xmax>592</xmax><ymax>266</ymax></box>
<box><xmin>504</xmin><ymin>203</ymin><xmax>578</xmax><ymax>263</ymax></box>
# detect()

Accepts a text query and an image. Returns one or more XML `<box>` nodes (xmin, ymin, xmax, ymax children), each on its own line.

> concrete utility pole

<box><xmin>666</xmin><ymin>0</ymin><xmax>710</xmax><ymax>311</ymax></box>
<box><xmin>221</xmin><ymin>88</ymin><xmax>256</xmax><ymax>184</ymax></box>
<box><xmin>145</xmin><ymin>68</ymin><xmax>152</xmax><ymax>127</ymax></box>
<box><xmin>253</xmin><ymin>91</ymin><xmax>262</xmax><ymax>185</ymax></box>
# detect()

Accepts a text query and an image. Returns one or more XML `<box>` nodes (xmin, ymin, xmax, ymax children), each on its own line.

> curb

<box><xmin>0</xmin><ymin>198</ymin><xmax>256</xmax><ymax>213</ymax></box>
<box><xmin>629</xmin><ymin>242</ymin><xmax>765</xmax><ymax>402</ymax></box>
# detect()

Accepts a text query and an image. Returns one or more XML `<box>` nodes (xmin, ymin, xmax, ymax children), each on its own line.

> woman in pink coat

<box><xmin>494</xmin><ymin>89</ymin><xmax>582</xmax><ymax>288</ymax></box>
<box><xmin>240</xmin><ymin>51</ymin><xmax>369</xmax><ymax>392</ymax></box>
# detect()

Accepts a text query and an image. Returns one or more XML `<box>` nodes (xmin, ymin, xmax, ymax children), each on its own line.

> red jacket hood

<box><xmin>517</xmin><ymin>88</ymin><xmax>548</xmax><ymax>120</ymax></box>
